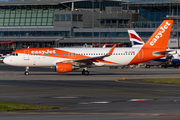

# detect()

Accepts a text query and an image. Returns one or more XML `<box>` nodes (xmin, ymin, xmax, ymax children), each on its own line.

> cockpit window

<box><xmin>10</xmin><ymin>53</ymin><xmax>18</xmax><ymax>56</ymax></box>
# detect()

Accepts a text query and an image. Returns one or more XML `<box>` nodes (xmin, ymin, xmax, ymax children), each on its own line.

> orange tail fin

<box><xmin>143</xmin><ymin>20</ymin><xmax>173</xmax><ymax>49</ymax></box>
<box><xmin>128</xmin><ymin>20</ymin><xmax>173</xmax><ymax>65</ymax></box>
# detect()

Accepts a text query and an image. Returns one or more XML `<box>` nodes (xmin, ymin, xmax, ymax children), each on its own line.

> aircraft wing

<box><xmin>63</xmin><ymin>44</ymin><xmax>117</xmax><ymax>63</ymax></box>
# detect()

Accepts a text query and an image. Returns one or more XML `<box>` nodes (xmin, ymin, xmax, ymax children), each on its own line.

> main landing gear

<box><xmin>82</xmin><ymin>68</ymin><xmax>89</xmax><ymax>75</ymax></box>
<box><xmin>24</xmin><ymin>66</ymin><xmax>29</xmax><ymax>76</ymax></box>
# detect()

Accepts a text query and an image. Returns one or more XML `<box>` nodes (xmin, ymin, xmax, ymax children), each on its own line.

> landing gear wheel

<box><xmin>146</xmin><ymin>65</ymin><xmax>150</xmax><ymax>68</ymax></box>
<box><xmin>84</xmin><ymin>71</ymin><xmax>89</xmax><ymax>75</ymax></box>
<box><xmin>82</xmin><ymin>70</ymin><xmax>89</xmax><ymax>75</ymax></box>
<box><xmin>24</xmin><ymin>71</ymin><xmax>29</xmax><ymax>76</ymax></box>
<box><xmin>164</xmin><ymin>65</ymin><xmax>168</xmax><ymax>68</ymax></box>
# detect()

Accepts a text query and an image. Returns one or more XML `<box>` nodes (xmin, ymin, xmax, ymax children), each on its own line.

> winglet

<box><xmin>103</xmin><ymin>44</ymin><xmax>107</xmax><ymax>48</ymax></box>
<box><xmin>107</xmin><ymin>44</ymin><xmax>116</xmax><ymax>55</ymax></box>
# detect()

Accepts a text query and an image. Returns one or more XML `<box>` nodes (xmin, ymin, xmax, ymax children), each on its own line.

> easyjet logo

<box><xmin>150</xmin><ymin>21</ymin><xmax>171</xmax><ymax>46</ymax></box>
<box><xmin>31</xmin><ymin>50</ymin><xmax>56</xmax><ymax>54</ymax></box>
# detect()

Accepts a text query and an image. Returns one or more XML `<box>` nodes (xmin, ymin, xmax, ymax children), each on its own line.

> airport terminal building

<box><xmin>0</xmin><ymin>0</ymin><xmax>179</xmax><ymax>54</ymax></box>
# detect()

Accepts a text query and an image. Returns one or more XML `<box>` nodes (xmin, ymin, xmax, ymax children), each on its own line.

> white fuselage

<box><xmin>4</xmin><ymin>47</ymin><xmax>141</xmax><ymax>67</ymax></box>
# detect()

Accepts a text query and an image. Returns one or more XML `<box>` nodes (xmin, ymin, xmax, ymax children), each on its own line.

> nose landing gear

<box><xmin>24</xmin><ymin>66</ymin><xmax>29</xmax><ymax>76</ymax></box>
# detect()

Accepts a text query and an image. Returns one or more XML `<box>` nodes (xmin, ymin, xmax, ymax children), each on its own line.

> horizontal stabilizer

<box><xmin>153</xmin><ymin>50</ymin><xmax>177</xmax><ymax>56</ymax></box>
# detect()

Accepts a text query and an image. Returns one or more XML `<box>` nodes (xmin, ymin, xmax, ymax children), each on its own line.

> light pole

<box><xmin>92</xmin><ymin>0</ymin><xmax>95</xmax><ymax>45</ymax></box>
<box><xmin>177</xmin><ymin>3</ymin><xmax>179</xmax><ymax>48</ymax></box>
<box><xmin>99</xmin><ymin>0</ymin><xmax>101</xmax><ymax>47</ymax></box>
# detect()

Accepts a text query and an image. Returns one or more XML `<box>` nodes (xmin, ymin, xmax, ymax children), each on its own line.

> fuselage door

<box><xmin>24</xmin><ymin>50</ymin><xmax>29</xmax><ymax>60</ymax></box>
<box><xmin>138</xmin><ymin>49</ymin><xmax>144</xmax><ymax>59</ymax></box>
<box><xmin>68</xmin><ymin>53</ymin><xmax>76</xmax><ymax>59</ymax></box>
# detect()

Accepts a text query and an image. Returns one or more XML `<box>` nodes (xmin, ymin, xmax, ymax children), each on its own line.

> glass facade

<box><xmin>127</xmin><ymin>0</ymin><xmax>180</xmax><ymax>3</ymax></box>
<box><xmin>0</xmin><ymin>0</ymin><xmax>178</xmax><ymax>51</ymax></box>
<box><xmin>74</xmin><ymin>1</ymin><xmax>122</xmax><ymax>11</ymax></box>
<box><xmin>0</xmin><ymin>8</ymin><xmax>54</xmax><ymax>26</ymax></box>
<box><xmin>74</xmin><ymin>32</ymin><xmax>153</xmax><ymax>38</ymax></box>
<box><xmin>0</xmin><ymin>30</ymin><xmax>156</xmax><ymax>38</ymax></box>
<box><xmin>131</xmin><ymin>22</ymin><xmax>161</xmax><ymax>28</ymax></box>
<box><xmin>0</xmin><ymin>4</ymin><xmax>71</xmax><ymax>26</ymax></box>
<box><xmin>0</xmin><ymin>31</ymin><xmax>70</xmax><ymax>37</ymax></box>
<box><xmin>126</xmin><ymin>0</ymin><xmax>180</xmax><ymax>22</ymax></box>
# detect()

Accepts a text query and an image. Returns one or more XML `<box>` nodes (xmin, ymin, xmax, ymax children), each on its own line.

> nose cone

<box><xmin>3</xmin><ymin>57</ymin><xmax>10</xmax><ymax>65</ymax></box>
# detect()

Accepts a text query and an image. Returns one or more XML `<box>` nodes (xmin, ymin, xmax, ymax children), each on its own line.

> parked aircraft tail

<box><xmin>128</xmin><ymin>20</ymin><xmax>173</xmax><ymax>65</ymax></box>
<box><xmin>128</xmin><ymin>30</ymin><xmax>144</xmax><ymax>47</ymax></box>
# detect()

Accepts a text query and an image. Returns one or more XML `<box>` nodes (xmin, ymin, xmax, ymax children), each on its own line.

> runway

<box><xmin>1</xmin><ymin>63</ymin><xmax>180</xmax><ymax>120</ymax></box>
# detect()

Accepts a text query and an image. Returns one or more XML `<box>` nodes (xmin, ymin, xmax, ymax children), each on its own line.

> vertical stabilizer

<box><xmin>128</xmin><ymin>20</ymin><xmax>173</xmax><ymax>65</ymax></box>
<box><xmin>128</xmin><ymin>30</ymin><xmax>144</xmax><ymax>47</ymax></box>
<box><xmin>143</xmin><ymin>20</ymin><xmax>173</xmax><ymax>49</ymax></box>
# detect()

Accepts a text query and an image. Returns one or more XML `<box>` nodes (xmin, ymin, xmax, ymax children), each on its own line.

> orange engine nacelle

<box><xmin>56</xmin><ymin>63</ymin><xmax>73</xmax><ymax>73</ymax></box>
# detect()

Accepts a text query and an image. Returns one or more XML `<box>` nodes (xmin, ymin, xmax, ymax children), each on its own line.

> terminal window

<box><xmin>100</xmin><ymin>20</ymin><xmax>105</xmax><ymax>25</ymax></box>
<box><xmin>73</xmin><ymin>14</ymin><xmax>77</xmax><ymax>21</ymax></box>
<box><xmin>60</xmin><ymin>14</ymin><xmax>65</xmax><ymax>21</ymax></box>
<box><xmin>54</xmin><ymin>14</ymin><xmax>59</xmax><ymax>22</ymax></box>
<box><xmin>106</xmin><ymin>20</ymin><xmax>111</xmax><ymax>25</ymax></box>
<box><xmin>78</xmin><ymin>14</ymin><xmax>83</xmax><ymax>21</ymax></box>
<box><xmin>66</xmin><ymin>14</ymin><xmax>71</xmax><ymax>21</ymax></box>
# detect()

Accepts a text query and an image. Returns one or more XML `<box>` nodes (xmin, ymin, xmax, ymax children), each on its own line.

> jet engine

<box><xmin>55</xmin><ymin>62</ymin><xmax>79</xmax><ymax>73</ymax></box>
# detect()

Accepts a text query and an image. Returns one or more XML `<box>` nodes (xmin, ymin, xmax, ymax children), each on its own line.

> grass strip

<box><xmin>0</xmin><ymin>102</ymin><xmax>60</xmax><ymax>111</ymax></box>
<box><xmin>142</xmin><ymin>78</ymin><xmax>180</xmax><ymax>84</ymax></box>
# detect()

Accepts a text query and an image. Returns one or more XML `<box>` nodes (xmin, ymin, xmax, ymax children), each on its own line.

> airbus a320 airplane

<box><xmin>3</xmin><ymin>20</ymin><xmax>173</xmax><ymax>75</ymax></box>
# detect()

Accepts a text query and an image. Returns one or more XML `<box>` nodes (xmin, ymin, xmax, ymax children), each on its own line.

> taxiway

<box><xmin>0</xmin><ymin>63</ymin><xmax>180</xmax><ymax>120</ymax></box>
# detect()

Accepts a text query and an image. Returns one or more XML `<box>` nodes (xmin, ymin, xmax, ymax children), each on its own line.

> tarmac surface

<box><xmin>1</xmin><ymin>63</ymin><xmax>180</xmax><ymax>120</ymax></box>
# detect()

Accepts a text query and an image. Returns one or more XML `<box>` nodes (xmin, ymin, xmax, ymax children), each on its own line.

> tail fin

<box><xmin>143</xmin><ymin>20</ymin><xmax>173</xmax><ymax>49</ymax></box>
<box><xmin>128</xmin><ymin>30</ymin><xmax>144</xmax><ymax>47</ymax></box>
<box><xmin>128</xmin><ymin>20</ymin><xmax>173</xmax><ymax>65</ymax></box>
